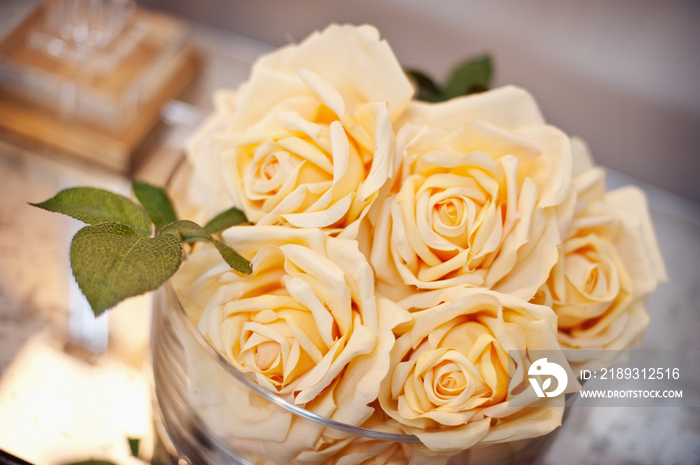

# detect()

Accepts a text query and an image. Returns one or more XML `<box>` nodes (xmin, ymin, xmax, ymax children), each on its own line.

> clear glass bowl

<box><xmin>150</xmin><ymin>282</ymin><xmax>562</xmax><ymax>465</ymax></box>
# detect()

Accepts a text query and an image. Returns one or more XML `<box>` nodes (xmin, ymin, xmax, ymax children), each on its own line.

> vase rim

<box><xmin>162</xmin><ymin>280</ymin><xmax>423</xmax><ymax>444</ymax></box>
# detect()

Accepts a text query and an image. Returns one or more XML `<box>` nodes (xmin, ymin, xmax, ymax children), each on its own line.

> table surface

<box><xmin>1</xmin><ymin>3</ymin><xmax>699</xmax><ymax>465</ymax></box>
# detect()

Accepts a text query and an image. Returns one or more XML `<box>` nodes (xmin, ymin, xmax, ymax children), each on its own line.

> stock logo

<box><xmin>528</xmin><ymin>358</ymin><xmax>568</xmax><ymax>398</ymax></box>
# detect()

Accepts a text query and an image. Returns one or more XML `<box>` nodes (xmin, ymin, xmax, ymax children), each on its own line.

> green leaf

<box><xmin>132</xmin><ymin>180</ymin><xmax>178</xmax><ymax>231</ymax></box>
<box><xmin>406</xmin><ymin>70</ymin><xmax>441</xmax><ymax>102</ymax></box>
<box><xmin>70</xmin><ymin>223</ymin><xmax>183</xmax><ymax>316</ymax></box>
<box><xmin>31</xmin><ymin>187</ymin><xmax>152</xmax><ymax>237</ymax></box>
<box><xmin>161</xmin><ymin>220</ymin><xmax>252</xmax><ymax>275</ymax></box>
<box><xmin>443</xmin><ymin>55</ymin><xmax>492</xmax><ymax>100</ymax></box>
<box><xmin>203</xmin><ymin>206</ymin><xmax>248</xmax><ymax>234</ymax></box>
<box><xmin>128</xmin><ymin>437</ymin><xmax>140</xmax><ymax>457</ymax></box>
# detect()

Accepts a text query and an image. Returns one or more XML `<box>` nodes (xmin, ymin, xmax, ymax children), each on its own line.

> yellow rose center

<box><xmin>564</xmin><ymin>245</ymin><xmax>614</xmax><ymax>300</ymax></box>
<box><xmin>435</xmin><ymin>368</ymin><xmax>467</xmax><ymax>396</ymax></box>
<box><xmin>234</xmin><ymin>295</ymin><xmax>333</xmax><ymax>391</ymax></box>
<box><xmin>248</xmin><ymin>149</ymin><xmax>299</xmax><ymax>199</ymax></box>
<box><xmin>255</xmin><ymin>340</ymin><xmax>282</xmax><ymax>371</ymax></box>
<box><xmin>259</xmin><ymin>155</ymin><xmax>281</xmax><ymax>182</ymax></box>
<box><xmin>584</xmin><ymin>265</ymin><xmax>601</xmax><ymax>295</ymax></box>
<box><xmin>242</xmin><ymin>132</ymin><xmax>355</xmax><ymax>219</ymax></box>
<box><xmin>410</xmin><ymin>173</ymin><xmax>497</xmax><ymax>268</ymax></box>
<box><xmin>435</xmin><ymin>198</ymin><xmax>466</xmax><ymax>229</ymax></box>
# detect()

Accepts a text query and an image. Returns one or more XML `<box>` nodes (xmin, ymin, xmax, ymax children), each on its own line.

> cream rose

<box><xmin>371</xmin><ymin>86</ymin><xmax>575</xmax><ymax>301</ymax></box>
<box><xmin>186</xmin><ymin>24</ymin><xmax>413</xmax><ymax>237</ymax></box>
<box><xmin>536</xmin><ymin>147</ymin><xmax>667</xmax><ymax>370</ymax></box>
<box><xmin>378</xmin><ymin>287</ymin><xmax>578</xmax><ymax>453</ymax></box>
<box><xmin>172</xmin><ymin>226</ymin><xmax>410</xmax><ymax>462</ymax></box>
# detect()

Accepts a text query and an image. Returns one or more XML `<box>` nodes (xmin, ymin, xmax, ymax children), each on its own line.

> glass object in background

<box><xmin>0</xmin><ymin>0</ymin><xmax>189</xmax><ymax>131</ymax></box>
<box><xmin>30</xmin><ymin>0</ymin><xmax>138</xmax><ymax>68</ymax></box>
<box><xmin>151</xmin><ymin>282</ymin><xmax>562</xmax><ymax>465</ymax></box>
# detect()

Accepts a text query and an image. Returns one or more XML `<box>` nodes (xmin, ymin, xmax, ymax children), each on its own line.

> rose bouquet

<box><xmin>170</xmin><ymin>23</ymin><xmax>666</xmax><ymax>463</ymax></box>
<box><xmin>32</xmin><ymin>23</ymin><xmax>666</xmax><ymax>465</ymax></box>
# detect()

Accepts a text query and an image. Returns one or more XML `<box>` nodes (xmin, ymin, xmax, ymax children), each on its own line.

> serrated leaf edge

<box><xmin>70</xmin><ymin>222</ymin><xmax>183</xmax><ymax>315</ymax></box>
<box><xmin>132</xmin><ymin>180</ymin><xmax>178</xmax><ymax>231</ymax></box>
<box><xmin>29</xmin><ymin>187</ymin><xmax>152</xmax><ymax>237</ymax></box>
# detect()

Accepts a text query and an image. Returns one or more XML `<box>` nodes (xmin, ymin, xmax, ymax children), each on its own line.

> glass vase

<box><xmin>150</xmin><ymin>281</ymin><xmax>562</xmax><ymax>465</ymax></box>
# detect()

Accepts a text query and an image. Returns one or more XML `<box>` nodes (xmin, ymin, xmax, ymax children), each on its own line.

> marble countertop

<box><xmin>1</xmin><ymin>4</ymin><xmax>699</xmax><ymax>465</ymax></box>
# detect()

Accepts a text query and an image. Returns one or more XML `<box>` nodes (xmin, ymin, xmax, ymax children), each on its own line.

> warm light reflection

<box><xmin>0</xmin><ymin>331</ymin><xmax>153</xmax><ymax>464</ymax></box>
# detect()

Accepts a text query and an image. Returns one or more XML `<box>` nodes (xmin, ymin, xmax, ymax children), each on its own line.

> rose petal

<box><xmin>605</xmin><ymin>186</ymin><xmax>668</xmax><ymax>296</ymax></box>
<box><xmin>399</xmin><ymin>86</ymin><xmax>545</xmax><ymax>133</ymax></box>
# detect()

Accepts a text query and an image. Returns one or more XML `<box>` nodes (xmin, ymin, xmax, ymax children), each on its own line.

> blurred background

<box><xmin>0</xmin><ymin>1</ymin><xmax>699</xmax><ymax>464</ymax></box>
